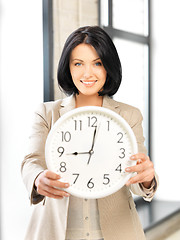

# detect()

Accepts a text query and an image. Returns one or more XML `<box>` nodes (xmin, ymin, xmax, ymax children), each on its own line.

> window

<box><xmin>99</xmin><ymin>0</ymin><xmax>150</xmax><ymax>154</ymax></box>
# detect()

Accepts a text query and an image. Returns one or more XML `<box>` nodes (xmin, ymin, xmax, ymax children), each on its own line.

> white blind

<box><xmin>113</xmin><ymin>0</ymin><xmax>148</xmax><ymax>36</ymax></box>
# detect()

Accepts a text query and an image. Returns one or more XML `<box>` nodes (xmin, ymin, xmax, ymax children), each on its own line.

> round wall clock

<box><xmin>45</xmin><ymin>106</ymin><xmax>138</xmax><ymax>199</ymax></box>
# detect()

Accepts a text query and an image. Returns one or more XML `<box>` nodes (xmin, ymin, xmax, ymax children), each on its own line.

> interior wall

<box><xmin>0</xmin><ymin>1</ymin><xmax>43</xmax><ymax>239</ymax></box>
<box><xmin>53</xmin><ymin>0</ymin><xmax>98</xmax><ymax>100</ymax></box>
<box><xmin>151</xmin><ymin>0</ymin><xmax>180</xmax><ymax>201</ymax></box>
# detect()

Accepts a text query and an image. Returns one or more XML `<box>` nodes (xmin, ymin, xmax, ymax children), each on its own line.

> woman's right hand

<box><xmin>35</xmin><ymin>170</ymin><xmax>70</xmax><ymax>199</ymax></box>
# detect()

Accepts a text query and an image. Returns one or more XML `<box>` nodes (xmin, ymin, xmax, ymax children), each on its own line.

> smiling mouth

<box><xmin>80</xmin><ymin>80</ymin><xmax>97</xmax><ymax>86</ymax></box>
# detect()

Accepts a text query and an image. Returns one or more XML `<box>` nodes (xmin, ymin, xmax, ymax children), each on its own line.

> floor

<box><xmin>136</xmin><ymin>199</ymin><xmax>180</xmax><ymax>240</ymax></box>
<box><xmin>165</xmin><ymin>229</ymin><xmax>180</xmax><ymax>240</ymax></box>
<box><xmin>145</xmin><ymin>211</ymin><xmax>180</xmax><ymax>240</ymax></box>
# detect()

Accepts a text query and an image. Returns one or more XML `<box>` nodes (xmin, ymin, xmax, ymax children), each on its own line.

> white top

<box><xmin>65</xmin><ymin>196</ymin><xmax>103</xmax><ymax>240</ymax></box>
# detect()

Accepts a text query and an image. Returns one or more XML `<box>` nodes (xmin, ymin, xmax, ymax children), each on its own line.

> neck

<box><xmin>75</xmin><ymin>94</ymin><xmax>103</xmax><ymax>108</ymax></box>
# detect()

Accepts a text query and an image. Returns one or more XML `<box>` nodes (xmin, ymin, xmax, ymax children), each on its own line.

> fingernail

<box><xmin>126</xmin><ymin>167</ymin><xmax>130</xmax><ymax>172</ymax></box>
<box><xmin>130</xmin><ymin>156</ymin><xmax>135</xmax><ymax>160</ymax></box>
<box><xmin>65</xmin><ymin>193</ymin><xmax>70</xmax><ymax>197</ymax></box>
<box><xmin>137</xmin><ymin>159</ymin><xmax>142</xmax><ymax>164</ymax></box>
<box><xmin>65</xmin><ymin>183</ymin><xmax>69</xmax><ymax>188</ymax></box>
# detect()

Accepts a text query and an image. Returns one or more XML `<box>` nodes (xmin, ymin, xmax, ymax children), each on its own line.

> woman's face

<box><xmin>69</xmin><ymin>43</ymin><xmax>107</xmax><ymax>97</ymax></box>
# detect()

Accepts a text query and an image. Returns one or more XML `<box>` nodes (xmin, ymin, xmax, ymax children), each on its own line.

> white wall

<box><xmin>151</xmin><ymin>0</ymin><xmax>180</xmax><ymax>201</ymax></box>
<box><xmin>0</xmin><ymin>1</ymin><xmax>43</xmax><ymax>239</ymax></box>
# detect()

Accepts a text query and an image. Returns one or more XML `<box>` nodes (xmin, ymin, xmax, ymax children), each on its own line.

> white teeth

<box><xmin>80</xmin><ymin>80</ymin><xmax>97</xmax><ymax>85</ymax></box>
<box><xmin>83</xmin><ymin>82</ymin><xmax>93</xmax><ymax>85</ymax></box>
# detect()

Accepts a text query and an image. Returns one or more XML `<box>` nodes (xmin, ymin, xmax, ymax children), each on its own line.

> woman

<box><xmin>21</xmin><ymin>26</ymin><xmax>158</xmax><ymax>240</ymax></box>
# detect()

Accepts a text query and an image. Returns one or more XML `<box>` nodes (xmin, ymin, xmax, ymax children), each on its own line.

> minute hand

<box><xmin>87</xmin><ymin>127</ymin><xmax>97</xmax><ymax>165</ymax></box>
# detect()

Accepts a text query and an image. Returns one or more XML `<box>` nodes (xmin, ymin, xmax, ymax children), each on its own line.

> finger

<box><xmin>43</xmin><ymin>184</ymin><xmax>70</xmax><ymax>196</ymax></box>
<box><xmin>126</xmin><ymin>171</ymin><xmax>148</xmax><ymax>186</ymax></box>
<box><xmin>37</xmin><ymin>171</ymin><xmax>70</xmax><ymax>189</ymax></box>
<box><xmin>38</xmin><ymin>188</ymin><xmax>70</xmax><ymax>199</ymax></box>
<box><xmin>126</xmin><ymin>168</ymin><xmax>155</xmax><ymax>186</ymax></box>
<box><xmin>43</xmin><ymin>177</ymin><xmax>70</xmax><ymax>189</ymax></box>
<box><xmin>130</xmin><ymin>153</ymin><xmax>149</xmax><ymax>162</ymax></box>
<box><xmin>43</xmin><ymin>170</ymin><xmax>61</xmax><ymax>180</ymax></box>
<box><xmin>38</xmin><ymin>189</ymin><xmax>63</xmax><ymax>199</ymax></box>
<box><xmin>126</xmin><ymin>160</ymin><xmax>152</xmax><ymax>173</ymax></box>
<box><xmin>37</xmin><ymin>182</ymin><xmax>70</xmax><ymax>198</ymax></box>
<box><xmin>125</xmin><ymin>164</ymin><xmax>144</xmax><ymax>173</ymax></box>
<box><xmin>43</xmin><ymin>170</ymin><xmax>70</xmax><ymax>188</ymax></box>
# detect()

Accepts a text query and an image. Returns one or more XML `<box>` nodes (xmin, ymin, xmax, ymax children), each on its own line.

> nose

<box><xmin>83</xmin><ymin>65</ymin><xmax>93</xmax><ymax>79</ymax></box>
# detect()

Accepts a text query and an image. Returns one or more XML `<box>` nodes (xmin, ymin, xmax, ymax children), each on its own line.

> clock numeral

<box><xmin>57</xmin><ymin>147</ymin><xmax>64</xmax><ymax>157</ymax></box>
<box><xmin>88</xmin><ymin>116</ymin><xmax>97</xmax><ymax>127</ymax></box>
<box><xmin>61</xmin><ymin>131</ymin><xmax>71</xmax><ymax>142</ymax></box>
<box><xmin>119</xmin><ymin>148</ymin><xmax>125</xmax><ymax>159</ymax></box>
<box><xmin>115</xmin><ymin>163</ymin><xmax>122</xmax><ymax>173</ymax></box>
<box><xmin>74</xmin><ymin>120</ymin><xmax>82</xmax><ymax>131</ymax></box>
<box><xmin>59</xmin><ymin>162</ymin><xmax>67</xmax><ymax>172</ymax></box>
<box><xmin>87</xmin><ymin>178</ymin><xmax>95</xmax><ymax>189</ymax></box>
<box><xmin>72</xmin><ymin>173</ymin><xmax>79</xmax><ymax>184</ymax></box>
<box><xmin>117</xmin><ymin>132</ymin><xmax>123</xmax><ymax>143</ymax></box>
<box><xmin>103</xmin><ymin>174</ymin><xmax>110</xmax><ymax>185</ymax></box>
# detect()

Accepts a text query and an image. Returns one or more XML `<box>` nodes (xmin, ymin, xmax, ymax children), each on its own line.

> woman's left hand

<box><xmin>125</xmin><ymin>153</ymin><xmax>155</xmax><ymax>188</ymax></box>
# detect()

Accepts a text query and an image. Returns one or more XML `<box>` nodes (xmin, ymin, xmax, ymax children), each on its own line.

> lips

<box><xmin>80</xmin><ymin>80</ymin><xmax>97</xmax><ymax>87</ymax></box>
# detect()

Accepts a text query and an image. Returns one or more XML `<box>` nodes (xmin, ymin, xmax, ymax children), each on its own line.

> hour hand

<box><xmin>67</xmin><ymin>151</ymin><xmax>90</xmax><ymax>155</ymax></box>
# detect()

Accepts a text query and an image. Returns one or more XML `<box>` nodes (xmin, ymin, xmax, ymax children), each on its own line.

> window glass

<box><xmin>100</xmin><ymin>0</ymin><xmax>109</xmax><ymax>26</ymax></box>
<box><xmin>113</xmin><ymin>0</ymin><xmax>148</xmax><ymax>36</ymax></box>
<box><xmin>113</xmin><ymin>38</ymin><xmax>149</xmax><ymax>150</ymax></box>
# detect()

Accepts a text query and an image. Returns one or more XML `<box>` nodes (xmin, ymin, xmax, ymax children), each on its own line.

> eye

<box><xmin>95</xmin><ymin>62</ymin><xmax>102</xmax><ymax>66</ymax></box>
<box><xmin>75</xmin><ymin>63</ymin><xmax>82</xmax><ymax>66</ymax></box>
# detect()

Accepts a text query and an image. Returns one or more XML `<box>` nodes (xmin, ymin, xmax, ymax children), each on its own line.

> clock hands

<box><xmin>67</xmin><ymin>151</ymin><xmax>90</xmax><ymax>155</ymax></box>
<box><xmin>66</xmin><ymin>125</ymin><xmax>100</xmax><ymax>164</ymax></box>
<box><xmin>66</xmin><ymin>128</ymin><xmax>96</xmax><ymax>159</ymax></box>
<box><xmin>87</xmin><ymin>126</ymin><xmax>97</xmax><ymax>165</ymax></box>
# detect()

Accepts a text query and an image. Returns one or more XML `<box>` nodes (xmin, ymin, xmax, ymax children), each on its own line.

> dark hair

<box><xmin>57</xmin><ymin>26</ymin><xmax>122</xmax><ymax>96</ymax></box>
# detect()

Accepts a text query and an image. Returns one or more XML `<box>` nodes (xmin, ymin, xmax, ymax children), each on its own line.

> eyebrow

<box><xmin>71</xmin><ymin>57</ymin><xmax>101</xmax><ymax>62</ymax></box>
<box><xmin>93</xmin><ymin>58</ymin><xmax>101</xmax><ymax>62</ymax></box>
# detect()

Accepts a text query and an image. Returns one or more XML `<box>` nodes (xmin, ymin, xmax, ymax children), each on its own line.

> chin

<box><xmin>80</xmin><ymin>91</ymin><xmax>100</xmax><ymax>97</ymax></box>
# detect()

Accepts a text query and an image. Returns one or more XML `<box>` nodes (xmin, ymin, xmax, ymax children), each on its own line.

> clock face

<box><xmin>45</xmin><ymin>106</ymin><xmax>138</xmax><ymax>199</ymax></box>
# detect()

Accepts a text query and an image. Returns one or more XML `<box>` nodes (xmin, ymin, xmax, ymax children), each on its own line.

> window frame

<box><xmin>98</xmin><ymin>0</ymin><xmax>151</xmax><ymax>157</ymax></box>
<box><xmin>43</xmin><ymin>0</ymin><xmax>54</xmax><ymax>102</ymax></box>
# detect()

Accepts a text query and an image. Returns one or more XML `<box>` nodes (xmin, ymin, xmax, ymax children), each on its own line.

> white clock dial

<box><xmin>45</xmin><ymin>106</ymin><xmax>138</xmax><ymax>199</ymax></box>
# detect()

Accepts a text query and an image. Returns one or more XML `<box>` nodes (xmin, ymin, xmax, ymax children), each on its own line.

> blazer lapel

<box><xmin>102</xmin><ymin>95</ymin><xmax>120</xmax><ymax>114</ymax></box>
<box><xmin>59</xmin><ymin>95</ymin><xmax>76</xmax><ymax>116</ymax></box>
<box><xmin>59</xmin><ymin>95</ymin><xmax>121</xmax><ymax>116</ymax></box>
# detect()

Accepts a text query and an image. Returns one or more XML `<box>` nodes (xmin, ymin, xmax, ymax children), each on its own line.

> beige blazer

<box><xmin>21</xmin><ymin>95</ymin><xmax>158</xmax><ymax>240</ymax></box>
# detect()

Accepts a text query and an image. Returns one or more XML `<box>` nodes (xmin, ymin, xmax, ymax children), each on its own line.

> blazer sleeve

<box><xmin>21</xmin><ymin>103</ymin><xmax>50</xmax><ymax>205</ymax></box>
<box><xmin>127</xmin><ymin>107</ymin><xmax>159</xmax><ymax>202</ymax></box>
